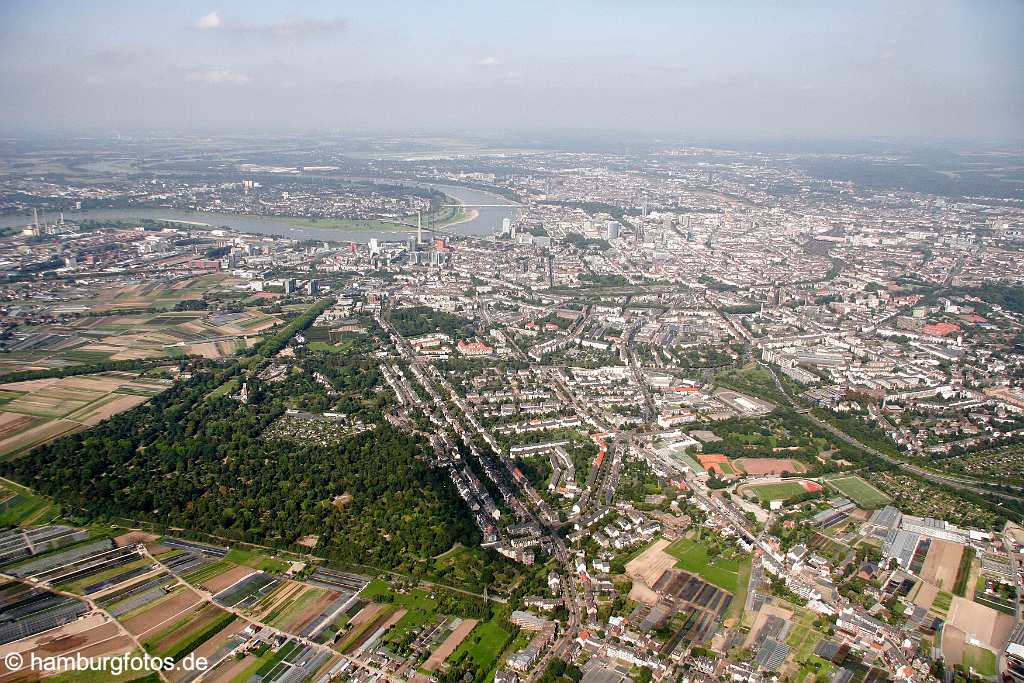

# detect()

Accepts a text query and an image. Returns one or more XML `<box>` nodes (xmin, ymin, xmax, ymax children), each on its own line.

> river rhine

<box><xmin>0</xmin><ymin>180</ymin><xmax>519</xmax><ymax>244</ymax></box>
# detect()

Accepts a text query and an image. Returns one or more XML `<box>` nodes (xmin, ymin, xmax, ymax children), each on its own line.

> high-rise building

<box><xmin>606</xmin><ymin>220</ymin><xmax>620</xmax><ymax>240</ymax></box>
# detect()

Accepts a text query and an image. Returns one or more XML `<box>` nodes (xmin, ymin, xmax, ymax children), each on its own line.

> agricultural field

<box><xmin>140</xmin><ymin>602</ymin><xmax>236</xmax><ymax>661</ymax></box>
<box><xmin>825</xmin><ymin>475</ymin><xmax>890</xmax><ymax>509</ymax></box>
<box><xmin>0</xmin><ymin>529</ymin><xmax>262</xmax><ymax>677</ymax></box>
<box><xmin>0</xmin><ymin>279</ymin><xmax>282</xmax><ymax>376</ymax></box>
<box><xmin>0</xmin><ymin>612</ymin><xmax>136</xmax><ymax>680</ymax></box>
<box><xmin>0</xmin><ymin>478</ymin><xmax>58</xmax><ymax>526</ymax></box>
<box><xmin>0</xmin><ymin>372</ymin><xmax>169</xmax><ymax>459</ymax></box>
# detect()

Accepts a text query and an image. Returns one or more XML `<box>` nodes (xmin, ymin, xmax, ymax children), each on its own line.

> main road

<box><xmin>757</xmin><ymin>361</ymin><xmax>1024</xmax><ymax>503</ymax></box>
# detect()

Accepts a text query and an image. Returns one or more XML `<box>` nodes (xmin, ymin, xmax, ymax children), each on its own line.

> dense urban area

<box><xmin>0</xmin><ymin>134</ymin><xmax>1021</xmax><ymax>683</ymax></box>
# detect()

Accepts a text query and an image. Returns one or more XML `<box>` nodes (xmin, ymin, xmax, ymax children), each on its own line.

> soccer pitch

<box><xmin>827</xmin><ymin>475</ymin><xmax>890</xmax><ymax>509</ymax></box>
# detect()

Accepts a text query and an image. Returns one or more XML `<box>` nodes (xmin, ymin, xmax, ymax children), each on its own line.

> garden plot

<box><xmin>122</xmin><ymin>589</ymin><xmax>203</xmax><ymax>637</ymax></box>
<box><xmin>0</xmin><ymin>613</ymin><xmax>131</xmax><ymax>679</ymax></box>
<box><xmin>424</xmin><ymin>618</ymin><xmax>477</xmax><ymax>672</ymax></box>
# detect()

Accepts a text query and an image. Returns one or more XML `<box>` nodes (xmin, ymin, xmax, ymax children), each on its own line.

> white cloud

<box><xmin>195</xmin><ymin>11</ymin><xmax>222</xmax><ymax>29</ymax></box>
<box><xmin>475</xmin><ymin>56</ymin><xmax>500</xmax><ymax>67</ymax></box>
<box><xmin>193</xmin><ymin>12</ymin><xmax>348</xmax><ymax>38</ymax></box>
<box><xmin>185</xmin><ymin>68</ymin><xmax>252</xmax><ymax>85</ymax></box>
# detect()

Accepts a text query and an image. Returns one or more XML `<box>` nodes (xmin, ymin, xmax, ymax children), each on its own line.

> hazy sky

<box><xmin>1</xmin><ymin>0</ymin><xmax>1022</xmax><ymax>141</ymax></box>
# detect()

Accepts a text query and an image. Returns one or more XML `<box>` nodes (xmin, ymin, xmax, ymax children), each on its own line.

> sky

<box><xmin>0</xmin><ymin>0</ymin><xmax>1022</xmax><ymax>142</ymax></box>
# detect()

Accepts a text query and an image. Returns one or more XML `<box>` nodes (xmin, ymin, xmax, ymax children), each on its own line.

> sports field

<box><xmin>826</xmin><ymin>475</ymin><xmax>890</xmax><ymax>509</ymax></box>
<box><xmin>742</xmin><ymin>480</ymin><xmax>816</xmax><ymax>503</ymax></box>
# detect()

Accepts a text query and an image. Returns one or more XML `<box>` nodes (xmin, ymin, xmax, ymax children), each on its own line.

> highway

<box><xmin>757</xmin><ymin>361</ymin><xmax>1024</xmax><ymax>503</ymax></box>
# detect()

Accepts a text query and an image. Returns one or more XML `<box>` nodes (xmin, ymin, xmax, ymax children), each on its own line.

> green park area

<box><xmin>963</xmin><ymin>644</ymin><xmax>997</xmax><ymax>677</ymax></box>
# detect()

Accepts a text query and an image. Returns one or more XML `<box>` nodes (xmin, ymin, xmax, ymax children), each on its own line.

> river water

<box><xmin>0</xmin><ymin>180</ymin><xmax>518</xmax><ymax>244</ymax></box>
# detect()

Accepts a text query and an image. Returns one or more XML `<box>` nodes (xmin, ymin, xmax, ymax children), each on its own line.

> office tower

<box><xmin>606</xmin><ymin>220</ymin><xmax>620</xmax><ymax>240</ymax></box>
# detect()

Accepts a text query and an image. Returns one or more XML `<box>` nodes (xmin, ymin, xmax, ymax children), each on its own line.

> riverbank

<box><xmin>0</xmin><ymin>180</ymin><xmax>513</xmax><ymax>243</ymax></box>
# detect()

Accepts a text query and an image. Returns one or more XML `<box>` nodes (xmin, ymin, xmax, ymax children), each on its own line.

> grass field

<box><xmin>0</xmin><ymin>480</ymin><xmax>58</xmax><ymax>526</ymax></box>
<box><xmin>448</xmin><ymin>615</ymin><xmax>512</xmax><ymax>671</ymax></box>
<box><xmin>225</xmin><ymin>548</ymin><xmax>288</xmax><ymax>573</ymax></box>
<box><xmin>266</xmin><ymin>586</ymin><xmax>322</xmax><ymax>628</ymax></box>
<box><xmin>665</xmin><ymin>536</ymin><xmax>750</xmax><ymax>598</ymax></box>
<box><xmin>963</xmin><ymin>644</ymin><xmax>997</xmax><ymax>677</ymax></box>
<box><xmin>308</xmin><ymin>340</ymin><xmax>354</xmax><ymax>354</ymax></box>
<box><xmin>745</xmin><ymin>481</ymin><xmax>808</xmax><ymax>503</ymax></box>
<box><xmin>826</xmin><ymin>475</ymin><xmax>890</xmax><ymax>509</ymax></box>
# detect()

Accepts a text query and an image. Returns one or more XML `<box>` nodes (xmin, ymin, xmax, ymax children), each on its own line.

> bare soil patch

<box><xmin>946</xmin><ymin>596</ymin><xmax>1014</xmax><ymax>651</ymax></box>
<box><xmin>202</xmin><ymin>565</ymin><xmax>254</xmax><ymax>594</ymax></box>
<box><xmin>115</xmin><ymin>531</ymin><xmax>159</xmax><ymax>547</ymax></box>
<box><xmin>423</xmin><ymin>618</ymin><xmax>478</xmax><ymax>672</ymax></box>
<box><xmin>123</xmin><ymin>590</ymin><xmax>201</xmax><ymax>636</ymax></box>
<box><xmin>734</xmin><ymin>458</ymin><xmax>804</xmax><ymax>476</ymax></box>
<box><xmin>624</xmin><ymin>538</ymin><xmax>676</xmax><ymax>602</ymax></box>
<box><xmin>166</xmin><ymin>619</ymin><xmax>247</xmax><ymax>683</ymax></box>
<box><xmin>919</xmin><ymin>540</ymin><xmax>964</xmax><ymax>591</ymax></box>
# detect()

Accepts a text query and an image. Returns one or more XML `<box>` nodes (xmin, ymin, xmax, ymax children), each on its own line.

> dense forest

<box><xmin>385</xmin><ymin>306</ymin><xmax>475</xmax><ymax>339</ymax></box>
<box><xmin>0</xmin><ymin>304</ymin><xmax>483</xmax><ymax>573</ymax></box>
